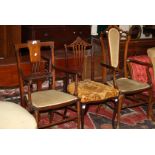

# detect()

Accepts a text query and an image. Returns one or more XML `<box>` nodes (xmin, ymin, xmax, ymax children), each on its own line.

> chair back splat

<box><xmin>64</xmin><ymin>36</ymin><xmax>93</xmax><ymax>80</ymax></box>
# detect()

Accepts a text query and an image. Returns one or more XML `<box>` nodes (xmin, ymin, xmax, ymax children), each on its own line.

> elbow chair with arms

<box><xmin>127</xmin><ymin>50</ymin><xmax>155</xmax><ymax>118</ymax></box>
<box><xmin>15</xmin><ymin>40</ymin><xmax>81</xmax><ymax>129</ymax></box>
<box><xmin>100</xmin><ymin>26</ymin><xmax>154</xmax><ymax>128</ymax></box>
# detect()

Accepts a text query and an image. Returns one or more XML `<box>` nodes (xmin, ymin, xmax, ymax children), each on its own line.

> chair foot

<box><xmin>115</xmin><ymin>122</ymin><xmax>120</xmax><ymax>129</ymax></box>
<box><xmin>112</xmin><ymin>119</ymin><xmax>120</xmax><ymax>129</ymax></box>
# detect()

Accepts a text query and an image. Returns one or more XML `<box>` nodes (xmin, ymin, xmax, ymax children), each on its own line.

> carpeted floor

<box><xmin>1</xmin><ymin>87</ymin><xmax>155</xmax><ymax>129</ymax></box>
<box><xmin>39</xmin><ymin>103</ymin><xmax>155</xmax><ymax>129</ymax></box>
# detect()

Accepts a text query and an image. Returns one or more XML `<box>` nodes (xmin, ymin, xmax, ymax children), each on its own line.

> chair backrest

<box><xmin>16</xmin><ymin>41</ymin><xmax>54</xmax><ymax>74</ymax></box>
<box><xmin>64</xmin><ymin>36</ymin><xmax>93</xmax><ymax>79</ymax></box>
<box><xmin>100</xmin><ymin>26</ymin><xmax>130</xmax><ymax>81</ymax></box>
<box><xmin>15</xmin><ymin>41</ymin><xmax>55</xmax><ymax>105</ymax></box>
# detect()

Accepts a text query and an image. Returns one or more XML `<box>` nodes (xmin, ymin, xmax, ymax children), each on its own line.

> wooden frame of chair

<box><xmin>64</xmin><ymin>37</ymin><xmax>94</xmax><ymax>127</ymax></box>
<box><xmin>65</xmin><ymin>36</ymin><xmax>120</xmax><ymax>129</ymax></box>
<box><xmin>15</xmin><ymin>41</ymin><xmax>81</xmax><ymax>129</ymax></box>
<box><xmin>100</xmin><ymin>25</ymin><xmax>154</xmax><ymax>128</ymax></box>
<box><xmin>64</xmin><ymin>36</ymin><xmax>93</xmax><ymax>79</ymax></box>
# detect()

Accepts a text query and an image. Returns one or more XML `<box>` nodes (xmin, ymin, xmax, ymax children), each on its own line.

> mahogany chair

<box><xmin>100</xmin><ymin>26</ymin><xmax>153</xmax><ymax>128</ymax></box>
<box><xmin>65</xmin><ymin>37</ymin><xmax>119</xmax><ymax>128</ymax></box>
<box><xmin>15</xmin><ymin>40</ymin><xmax>81</xmax><ymax>129</ymax></box>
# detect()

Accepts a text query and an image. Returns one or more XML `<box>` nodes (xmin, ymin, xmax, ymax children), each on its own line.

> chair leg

<box><xmin>96</xmin><ymin>104</ymin><xmax>102</xmax><ymax>113</ymax></box>
<box><xmin>20</xmin><ymin>93</ymin><xmax>26</xmax><ymax>108</ymax></box>
<box><xmin>34</xmin><ymin>110</ymin><xmax>39</xmax><ymax>129</ymax></box>
<box><xmin>112</xmin><ymin>99</ymin><xmax>118</xmax><ymax>129</ymax></box>
<box><xmin>77</xmin><ymin>101</ymin><xmax>81</xmax><ymax>129</ymax></box>
<box><xmin>81</xmin><ymin>104</ymin><xmax>86</xmax><ymax>129</ymax></box>
<box><xmin>63</xmin><ymin>107</ymin><xmax>68</xmax><ymax>119</ymax></box>
<box><xmin>115</xmin><ymin>94</ymin><xmax>124</xmax><ymax>129</ymax></box>
<box><xmin>147</xmin><ymin>89</ymin><xmax>153</xmax><ymax>120</ymax></box>
<box><xmin>48</xmin><ymin>111</ymin><xmax>54</xmax><ymax>123</ymax></box>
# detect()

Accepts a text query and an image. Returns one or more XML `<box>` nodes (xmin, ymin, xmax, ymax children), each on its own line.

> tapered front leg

<box><xmin>112</xmin><ymin>98</ymin><xmax>118</xmax><ymax>129</ymax></box>
<box><xmin>34</xmin><ymin>110</ymin><xmax>39</xmax><ymax>129</ymax></box>
<box><xmin>147</xmin><ymin>89</ymin><xmax>153</xmax><ymax>120</ymax></box>
<box><xmin>116</xmin><ymin>94</ymin><xmax>124</xmax><ymax>129</ymax></box>
<box><xmin>81</xmin><ymin>104</ymin><xmax>86</xmax><ymax>129</ymax></box>
<box><xmin>77</xmin><ymin>101</ymin><xmax>81</xmax><ymax>129</ymax></box>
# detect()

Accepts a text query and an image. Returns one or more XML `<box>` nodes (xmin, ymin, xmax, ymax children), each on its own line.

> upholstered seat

<box><xmin>0</xmin><ymin>101</ymin><xmax>37</xmax><ymax>129</ymax></box>
<box><xmin>27</xmin><ymin>90</ymin><xmax>78</xmax><ymax>108</ymax></box>
<box><xmin>68</xmin><ymin>80</ymin><xmax>119</xmax><ymax>103</ymax></box>
<box><xmin>107</xmin><ymin>78</ymin><xmax>150</xmax><ymax>94</ymax></box>
<box><xmin>147</xmin><ymin>47</ymin><xmax>155</xmax><ymax>54</ymax></box>
<box><xmin>147</xmin><ymin>47</ymin><xmax>155</xmax><ymax>77</ymax></box>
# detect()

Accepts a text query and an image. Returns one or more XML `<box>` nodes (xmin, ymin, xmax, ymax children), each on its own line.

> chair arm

<box><xmin>127</xmin><ymin>58</ymin><xmax>153</xmax><ymax>68</ymax></box>
<box><xmin>52</xmin><ymin>65</ymin><xmax>81</xmax><ymax>77</ymax></box>
<box><xmin>100</xmin><ymin>62</ymin><xmax>117</xmax><ymax>71</ymax></box>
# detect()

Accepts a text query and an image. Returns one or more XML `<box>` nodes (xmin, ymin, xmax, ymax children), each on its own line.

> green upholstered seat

<box><xmin>107</xmin><ymin>78</ymin><xmax>150</xmax><ymax>94</ymax></box>
<box><xmin>27</xmin><ymin>90</ymin><xmax>78</xmax><ymax>108</ymax></box>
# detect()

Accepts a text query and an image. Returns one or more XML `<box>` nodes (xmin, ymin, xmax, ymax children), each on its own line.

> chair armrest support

<box><xmin>100</xmin><ymin>62</ymin><xmax>119</xmax><ymax>88</ymax></box>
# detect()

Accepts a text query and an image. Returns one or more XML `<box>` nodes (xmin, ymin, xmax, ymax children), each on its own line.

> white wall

<box><xmin>119</xmin><ymin>25</ymin><xmax>131</xmax><ymax>31</ymax></box>
<box><xmin>119</xmin><ymin>25</ymin><xmax>152</xmax><ymax>39</ymax></box>
<box><xmin>91</xmin><ymin>25</ymin><xmax>131</xmax><ymax>36</ymax></box>
<box><xmin>91</xmin><ymin>25</ymin><xmax>153</xmax><ymax>38</ymax></box>
<box><xmin>91</xmin><ymin>25</ymin><xmax>98</xmax><ymax>35</ymax></box>
<box><xmin>140</xmin><ymin>26</ymin><xmax>152</xmax><ymax>38</ymax></box>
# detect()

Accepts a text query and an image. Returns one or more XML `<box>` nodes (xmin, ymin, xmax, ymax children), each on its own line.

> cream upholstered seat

<box><xmin>0</xmin><ymin>101</ymin><xmax>37</xmax><ymax>129</ymax></box>
<box><xmin>147</xmin><ymin>47</ymin><xmax>155</xmax><ymax>77</ymax></box>
<box><xmin>147</xmin><ymin>47</ymin><xmax>155</xmax><ymax>55</ymax></box>
<box><xmin>107</xmin><ymin>78</ymin><xmax>150</xmax><ymax>94</ymax></box>
<box><xmin>27</xmin><ymin>90</ymin><xmax>78</xmax><ymax>108</ymax></box>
